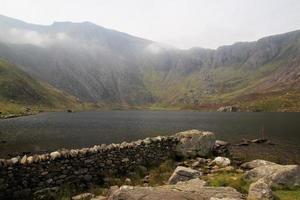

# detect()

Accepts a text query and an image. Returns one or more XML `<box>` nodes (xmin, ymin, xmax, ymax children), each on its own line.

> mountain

<box><xmin>0</xmin><ymin>15</ymin><xmax>299</xmax><ymax>111</ymax></box>
<box><xmin>0</xmin><ymin>59</ymin><xmax>84</xmax><ymax>117</ymax></box>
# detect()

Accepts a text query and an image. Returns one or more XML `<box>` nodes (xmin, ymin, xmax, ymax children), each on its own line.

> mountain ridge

<box><xmin>0</xmin><ymin>15</ymin><xmax>299</xmax><ymax>111</ymax></box>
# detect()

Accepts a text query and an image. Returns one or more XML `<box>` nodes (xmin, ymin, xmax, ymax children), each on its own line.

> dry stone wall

<box><xmin>0</xmin><ymin>129</ymin><xmax>215</xmax><ymax>200</ymax></box>
<box><xmin>0</xmin><ymin>136</ymin><xmax>178</xmax><ymax>199</ymax></box>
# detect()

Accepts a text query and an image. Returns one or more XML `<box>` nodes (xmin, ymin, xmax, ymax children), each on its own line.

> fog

<box><xmin>1</xmin><ymin>0</ymin><xmax>300</xmax><ymax>49</ymax></box>
<box><xmin>0</xmin><ymin>28</ymin><xmax>72</xmax><ymax>47</ymax></box>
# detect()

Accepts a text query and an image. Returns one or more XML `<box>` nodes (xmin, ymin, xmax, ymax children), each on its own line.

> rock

<box><xmin>213</xmin><ymin>157</ymin><xmax>231</xmax><ymax>167</ymax></box>
<box><xmin>122</xmin><ymin>158</ymin><xmax>130</xmax><ymax>163</ymax></box>
<box><xmin>175</xmin><ymin>130</ymin><xmax>216</xmax><ymax>158</ymax></box>
<box><xmin>125</xmin><ymin>178</ymin><xmax>132</xmax><ymax>185</ymax></box>
<box><xmin>250</xmin><ymin>139</ymin><xmax>268</xmax><ymax>144</ymax></box>
<box><xmin>168</xmin><ymin>166</ymin><xmax>201</xmax><ymax>184</ymax></box>
<box><xmin>27</xmin><ymin>156</ymin><xmax>34</xmax><ymax>164</ymax></box>
<box><xmin>215</xmin><ymin>140</ymin><xmax>230</xmax><ymax>147</ymax></box>
<box><xmin>236</xmin><ymin>142</ymin><xmax>249</xmax><ymax>146</ymax></box>
<box><xmin>241</xmin><ymin>160</ymin><xmax>276</xmax><ymax>170</ymax></box>
<box><xmin>20</xmin><ymin>155</ymin><xmax>27</xmax><ymax>165</ymax></box>
<box><xmin>247</xmin><ymin>179</ymin><xmax>273</xmax><ymax>200</ymax></box>
<box><xmin>192</xmin><ymin>161</ymin><xmax>201</xmax><ymax>168</ymax></box>
<box><xmin>197</xmin><ymin>157</ymin><xmax>207</xmax><ymax>163</ymax></box>
<box><xmin>213</xmin><ymin>141</ymin><xmax>230</xmax><ymax>157</ymax></box>
<box><xmin>243</xmin><ymin>164</ymin><xmax>300</xmax><ymax>189</ymax></box>
<box><xmin>50</xmin><ymin>151</ymin><xmax>61</xmax><ymax>160</ymax></box>
<box><xmin>217</xmin><ymin>106</ymin><xmax>239</xmax><ymax>112</ymax></box>
<box><xmin>91</xmin><ymin>196</ymin><xmax>107</xmax><ymax>200</ymax></box>
<box><xmin>108</xmin><ymin>181</ymin><xmax>242</xmax><ymax>200</ymax></box>
<box><xmin>33</xmin><ymin>187</ymin><xmax>59</xmax><ymax>200</ymax></box>
<box><xmin>164</xmin><ymin>178</ymin><xmax>207</xmax><ymax>190</ymax></box>
<box><xmin>72</xmin><ymin>193</ymin><xmax>95</xmax><ymax>200</ymax></box>
<box><xmin>83</xmin><ymin>175</ymin><xmax>93</xmax><ymax>182</ymax></box>
<box><xmin>211</xmin><ymin>166</ymin><xmax>235</xmax><ymax>173</ymax></box>
<box><xmin>236</xmin><ymin>169</ymin><xmax>244</xmax><ymax>173</ymax></box>
<box><xmin>108</xmin><ymin>186</ymin><xmax>119</xmax><ymax>196</ymax></box>
<box><xmin>11</xmin><ymin>157</ymin><xmax>20</xmax><ymax>164</ymax></box>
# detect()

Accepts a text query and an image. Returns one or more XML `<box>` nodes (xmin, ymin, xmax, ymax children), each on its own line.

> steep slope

<box><xmin>0</xmin><ymin>15</ymin><xmax>299</xmax><ymax>111</ymax></box>
<box><xmin>0</xmin><ymin>59</ymin><xmax>83</xmax><ymax>116</ymax></box>
<box><xmin>0</xmin><ymin>15</ymin><xmax>154</xmax><ymax>104</ymax></box>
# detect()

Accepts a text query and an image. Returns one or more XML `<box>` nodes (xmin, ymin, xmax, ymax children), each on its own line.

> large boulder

<box><xmin>241</xmin><ymin>160</ymin><xmax>276</xmax><ymax>170</ymax></box>
<box><xmin>247</xmin><ymin>179</ymin><xmax>273</xmax><ymax>200</ymax></box>
<box><xmin>168</xmin><ymin>166</ymin><xmax>201</xmax><ymax>184</ymax></box>
<box><xmin>108</xmin><ymin>179</ymin><xmax>242</xmax><ymax>200</ymax></box>
<box><xmin>175</xmin><ymin>130</ymin><xmax>216</xmax><ymax>158</ymax></box>
<box><xmin>243</xmin><ymin>164</ymin><xmax>300</xmax><ymax>189</ymax></box>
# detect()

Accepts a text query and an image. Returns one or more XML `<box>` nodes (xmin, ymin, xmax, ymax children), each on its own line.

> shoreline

<box><xmin>1</xmin><ymin>107</ymin><xmax>299</xmax><ymax>121</ymax></box>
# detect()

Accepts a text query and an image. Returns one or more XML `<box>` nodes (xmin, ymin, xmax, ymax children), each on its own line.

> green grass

<box><xmin>0</xmin><ymin>59</ymin><xmax>96</xmax><ymax>118</ymax></box>
<box><xmin>203</xmin><ymin>172</ymin><xmax>250</xmax><ymax>194</ymax></box>
<box><xmin>204</xmin><ymin>172</ymin><xmax>300</xmax><ymax>199</ymax></box>
<box><xmin>273</xmin><ymin>189</ymin><xmax>300</xmax><ymax>200</ymax></box>
<box><xmin>147</xmin><ymin>159</ymin><xmax>176</xmax><ymax>186</ymax></box>
<box><xmin>238</xmin><ymin>91</ymin><xmax>300</xmax><ymax>112</ymax></box>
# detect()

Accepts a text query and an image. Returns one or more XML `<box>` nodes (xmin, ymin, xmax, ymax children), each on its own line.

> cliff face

<box><xmin>0</xmin><ymin>15</ymin><xmax>299</xmax><ymax>109</ymax></box>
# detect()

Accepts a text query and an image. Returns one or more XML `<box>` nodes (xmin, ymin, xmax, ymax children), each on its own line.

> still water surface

<box><xmin>0</xmin><ymin>111</ymin><xmax>299</xmax><ymax>158</ymax></box>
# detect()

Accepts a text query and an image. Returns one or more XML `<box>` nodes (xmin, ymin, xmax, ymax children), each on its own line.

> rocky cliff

<box><xmin>0</xmin><ymin>15</ymin><xmax>299</xmax><ymax>111</ymax></box>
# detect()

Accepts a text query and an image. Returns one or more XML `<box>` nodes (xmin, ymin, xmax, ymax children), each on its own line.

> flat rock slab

<box><xmin>168</xmin><ymin>166</ymin><xmax>201</xmax><ymax>184</ymax></box>
<box><xmin>108</xmin><ymin>179</ymin><xmax>242</xmax><ymax>200</ymax></box>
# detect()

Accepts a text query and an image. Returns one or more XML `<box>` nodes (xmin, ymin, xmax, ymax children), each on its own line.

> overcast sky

<box><xmin>1</xmin><ymin>0</ymin><xmax>300</xmax><ymax>49</ymax></box>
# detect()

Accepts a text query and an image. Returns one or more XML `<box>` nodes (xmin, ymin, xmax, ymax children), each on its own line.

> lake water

<box><xmin>0</xmin><ymin>111</ymin><xmax>299</xmax><ymax>158</ymax></box>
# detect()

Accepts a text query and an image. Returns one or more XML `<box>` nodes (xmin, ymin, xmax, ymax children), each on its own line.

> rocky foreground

<box><xmin>68</xmin><ymin>130</ymin><xmax>300</xmax><ymax>200</ymax></box>
<box><xmin>70</xmin><ymin>157</ymin><xmax>300</xmax><ymax>200</ymax></box>
<box><xmin>1</xmin><ymin>129</ymin><xmax>299</xmax><ymax>199</ymax></box>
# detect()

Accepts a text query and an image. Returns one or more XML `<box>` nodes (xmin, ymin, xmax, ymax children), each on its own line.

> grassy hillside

<box><xmin>0</xmin><ymin>59</ymin><xmax>93</xmax><ymax>117</ymax></box>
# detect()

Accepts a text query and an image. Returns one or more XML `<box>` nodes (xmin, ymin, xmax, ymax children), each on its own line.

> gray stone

<box><xmin>243</xmin><ymin>164</ymin><xmax>300</xmax><ymax>189</ymax></box>
<box><xmin>108</xmin><ymin>181</ymin><xmax>242</xmax><ymax>200</ymax></box>
<box><xmin>91</xmin><ymin>196</ymin><xmax>107</xmax><ymax>200</ymax></box>
<box><xmin>217</xmin><ymin>106</ymin><xmax>239</xmax><ymax>112</ymax></box>
<box><xmin>72</xmin><ymin>193</ymin><xmax>95</xmax><ymax>200</ymax></box>
<box><xmin>84</xmin><ymin>175</ymin><xmax>93</xmax><ymax>182</ymax></box>
<box><xmin>108</xmin><ymin>186</ymin><xmax>119</xmax><ymax>196</ymax></box>
<box><xmin>125</xmin><ymin>178</ymin><xmax>131</xmax><ymax>185</ymax></box>
<box><xmin>33</xmin><ymin>187</ymin><xmax>59</xmax><ymax>200</ymax></box>
<box><xmin>247</xmin><ymin>179</ymin><xmax>273</xmax><ymax>200</ymax></box>
<box><xmin>50</xmin><ymin>151</ymin><xmax>61</xmax><ymax>160</ymax></box>
<box><xmin>213</xmin><ymin>157</ymin><xmax>231</xmax><ymax>167</ymax></box>
<box><xmin>168</xmin><ymin>166</ymin><xmax>201</xmax><ymax>184</ymax></box>
<box><xmin>11</xmin><ymin>157</ymin><xmax>20</xmax><ymax>164</ymax></box>
<box><xmin>175</xmin><ymin>130</ymin><xmax>216</xmax><ymax>158</ymax></box>
<box><xmin>215</xmin><ymin>140</ymin><xmax>230</xmax><ymax>147</ymax></box>
<box><xmin>241</xmin><ymin>160</ymin><xmax>276</xmax><ymax>170</ymax></box>
<box><xmin>20</xmin><ymin>155</ymin><xmax>27</xmax><ymax>165</ymax></box>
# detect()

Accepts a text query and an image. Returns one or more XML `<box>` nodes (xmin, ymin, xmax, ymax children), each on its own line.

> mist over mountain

<box><xmin>0</xmin><ymin>15</ymin><xmax>299</xmax><ymax>110</ymax></box>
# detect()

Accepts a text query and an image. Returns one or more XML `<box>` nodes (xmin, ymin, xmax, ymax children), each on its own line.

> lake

<box><xmin>0</xmin><ymin>111</ymin><xmax>299</xmax><ymax>158</ymax></box>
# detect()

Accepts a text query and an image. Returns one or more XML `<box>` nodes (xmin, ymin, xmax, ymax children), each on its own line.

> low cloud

<box><xmin>145</xmin><ymin>43</ymin><xmax>174</xmax><ymax>54</ymax></box>
<box><xmin>0</xmin><ymin>28</ymin><xmax>72</xmax><ymax>47</ymax></box>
